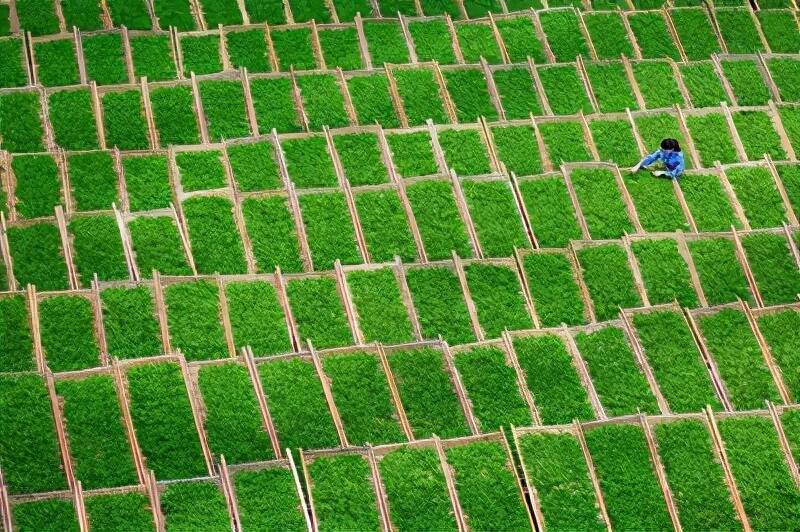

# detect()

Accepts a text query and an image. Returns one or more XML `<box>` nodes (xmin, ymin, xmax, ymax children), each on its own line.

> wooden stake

<box><xmin>243</xmin><ymin>347</ymin><xmax>282</xmax><ymax>458</ymax></box>
<box><xmin>218</xmin><ymin>456</ymin><xmax>242</xmax><ymax>532</ymax></box>
<box><xmin>309</xmin><ymin>342</ymin><xmax>349</xmax><ymax>447</ymax></box>
<box><xmin>45</xmin><ymin>370</ymin><xmax>77</xmax><ymax>490</ymax></box>
<box><xmin>441</xmin><ymin>341</ymin><xmax>480</xmax><ymax>435</ymax></box>
<box><xmin>111</xmin><ymin>359</ymin><xmax>147</xmax><ymax>485</ymax></box>
<box><xmin>639</xmin><ymin>415</ymin><xmax>682</xmax><ymax>531</ymax></box>
<box><xmin>376</xmin><ymin>344</ymin><xmax>414</xmax><ymax>441</ymax></box>
<box><xmin>433</xmin><ymin>436</ymin><xmax>467</xmax><ymax>532</ymax></box>
<box><xmin>574</xmin><ymin>421</ymin><xmax>613</xmax><ymax>531</ymax></box>
<box><xmin>768</xmin><ymin>402</ymin><xmax>800</xmax><ymax>489</ymax></box>
<box><xmin>740</xmin><ymin>299</ymin><xmax>791</xmax><ymax>404</ymax></box>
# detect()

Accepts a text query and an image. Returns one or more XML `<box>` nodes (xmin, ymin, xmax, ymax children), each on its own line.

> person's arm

<box><xmin>665</xmin><ymin>152</ymin><xmax>685</xmax><ymax>179</ymax></box>
<box><xmin>632</xmin><ymin>150</ymin><xmax>661</xmax><ymax>171</ymax></box>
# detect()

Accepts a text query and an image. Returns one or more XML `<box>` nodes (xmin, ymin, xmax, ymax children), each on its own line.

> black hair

<box><xmin>661</xmin><ymin>138</ymin><xmax>681</xmax><ymax>152</ymax></box>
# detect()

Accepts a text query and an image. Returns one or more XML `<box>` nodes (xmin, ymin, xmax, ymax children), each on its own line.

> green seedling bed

<box><xmin>347</xmin><ymin>269</ymin><xmax>414</xmax><ymax>345</ymax></box>
<box><xmin>226</xmin><ymin>281</ymin><xmax>292</xmax><ymax>355</ymax></box>
<box><xmin>287</xmin><ymin>277</ymin><xmax>353</xmax><ymax>349</ymax></box>
<box><xmin>129</xmin><ymin>217</ymin><xmax>193</xmax><ymax>276</ymax></box>
<box><xmin>742</xmin><ymin>233</ymin><xmax>800</xmax><ymax>306</ymax></box>
<box><xmin>571</xmin><ymin>168</ymin><xmax>634</xmax><ymax>239</ymax></box>
<box><xmin>183</xmin><ymin>196</ymin><xmax>247</xmax><ymax>275</ymax></box>
<box><xmin>631</xmin><ymin>239</ymin><xmax>698</xmax><ymax>307</ymax></box>
<box><xmin>233</xmin><ymin>468</ymin><xmax>307</xmax><ymax>530</ymax></box>
<box><xmin>160</xmin><ymin>481</ymin><xmax>230</xmax><ymax>530</ymax></box>
<box><xmin>523</xmin><ymin>252</ymin><xmax>586</xmax><ymax>327</ymax></box>
<box><xmin>101</xmin><ymin>286</ymin><xmax>162</xmax><ymax>359</ymax></box>
<box><xmin>466</xmin><ymin>263</ymin><xmax>532</xmax><ymax>337</ymax></box>
<box><xmin>462</xmin><ymin>180</ymin><xmax>528</xmax><ymax>257</ymax></box>
<box><xmin>354</xmin><ymin>190</ymin><xmax>417</xmax><ymax>263</ymax></box>
<box><xmin>519</xmin><ymin>178</ymin><xmax>582</xmax><ymax>248</ymax></box>
<box><xmin>39</xmin><ymin>296</ymin><xmax>100</xmax><ymax>372</ymax></box>
<box><xmin>406</xmin><ymin>267</ymin><xmax>475</xmax><ymax>345</ymax></box>
<box><xmin>688</xmin><ymin>238</ymin><xmax>752</xmax><ymax>305</ymax></box>
<box><xmin>406</xmin><ymin>180</ymin><xmax>472</xmax><ymax>260</ymax></box>
<box><xmin>308</xmin><ymin>455</ymin><xmax>380</xmax><ymax>531</ymax></box>
<box><xmin>242</xmin><ymin>196</ymin><xmax>303</xmax><ymax>273</ymax></box>
<box><xmin>70</xmin><ymin>215</ymin><xmax>128</xmax><ymax>284</ymax></box>
<box><xmin>299</xmin><ymin>192</ymin><xmax>361</xmax><ymax>269</ymax></box>
<box><xmin>164</xmin><ymin>280</ymin><xmax>228</xmax><ymax>361</ymax></box>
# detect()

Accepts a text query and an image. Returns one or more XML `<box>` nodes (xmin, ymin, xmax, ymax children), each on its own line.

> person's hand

<box><xmin>631</xmin><ymin>163</ymin><xmax>641</xmax><ymax>173</ymax></box>
<box><xmin>652</xmin><ymin>171</ymin><xmax>666</xmax><ymax>177</ymax></box>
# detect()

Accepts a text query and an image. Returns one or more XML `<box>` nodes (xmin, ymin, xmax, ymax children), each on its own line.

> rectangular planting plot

<box><xmin>287</xmin><ymin>277</ymin><xmax>353</xmax><ymax>349</ymax></box>
<box><xmin>12</xmin><ymin>500</ymin><xmax>77</xmax><ymax>531</ymax></box>
<box><xmin>514</xmin><ymin>335</ymin><xmax>594</xmax><ymax>424</ymax></box>
<box><xmin>227</xmin><ymin>29</ymin><xmax>270</xmax><ymax>73</ymax></box>
<box><xmin>686</xmin><ymin>114</ymin><xmax>738</xmax><ymax>166</ymax></box>
<box><xmin>438</xmin><ymin>129</ymin><xmax>492</xmax><ymax>176</ymax></box>
<box><xmin>242</xmin><ymin>196</ymin><xmax>303</xmax><ymax>273</ymax></box>
<box><xmin>570</xmin><ymin>168</ymin><xmax>633</xmax><ymax>239</ymax></box>
<box><xmin>183</xmin><ymin>196</ymin><xmax>247</xmax><ymax>275</ymax></box>
<box><xmin>496</xmin><ymin>17</ymin><xmax>544</xmax><ymax>62</ymax></box>
<box><xmin>443</xmin><ymin>69</ymin><xmax>497</xmax><ymax>122</ymax></box>
<box><xmin>716</xmin><ymin>8</ymin><xmax>763</xmax><ymax>54</ymax></box>
<box><xmin>625</xmin><ymin>174</ymin><xmax>688</xmax><ymax>232</ymax></box>
<box><xmin>406</xmin><ymin>180</ymin><xmax>472</xmax><ymax>260</ymax></box>
<box><xmin>586</xmin><ymin>63</ymin><xmax>639</xmax><ymax>113</ymax></box>
<box><xmin>85</xmin><ymin>493</ymin><xmax>155</xmax><ymax>531</ymax></box>
<box><xmin>454</xmin><ymin>347</ymin><xmax>532</xmax><ymax>431</ymax></box>
<box><xmin>233</xmin><ymin>468</ymin><xmax>307</xmax><ymax>530</ymax></box>
<box><xmin>160</xmin><ymin>481</ymin><xmax>230</xmax><ymax>530</ymax></box>
<box><xmin>409</xmin><ymin>20</ymin><xmax>456</xmax><ymax>64</ymax></box>
<box><xmin>539</xmin><ymin>122</ymin><xmax>590</xmax><ymax>163</ymax></box>
<box><xmin>633</xmin><ymin>61</ymin><xmax>685</xmax><ymax>109</ymax></box>
<box><xmin>589</xmin><ymin>120</ymin><xmax>641</xmax><ymax>167</ymax></box>
<box><xmin>258</xmin><ymin>357</ymin><xmax>340</xmax><ymax>450</ymax></box>
<box><xmin>387</xmin><ymin>131</ymin><xmax>438</xmax><ymax>178</ymax></box>
<box><xmin>101</xmin><ymin>286</ymin><xmax>162</xmax><ymax>359</ymax></box>
<box><xmin>758</xmin><ymin>310</ymin><xmax>800</xmax><ymax>400</ymax></box>
<box><xmin>680</xmin><ymin>62</ymin><xmax>729</xmax><ymax>107</ymax></box>
<box><xmin>300</xmin><ymin>192</ymin><xmax>361</xmax><ymax>269</ymax></box>
<box><xmin>199</xmin><ymin>80</ymin><xmax>251</xmax><ymax>141</ymax></box>
<box><xmin>333</xmin><ymin>133</ymin><xmax>388</xmax><ymax>186</ymax></box>
<box><xmin>627</xmin><ymin>12</ymin><xmax>680</xmax><ymax>60</ymax></box>
<box><xmin>575</xmin><ymin>327</ymin><xmax>659</xmax><ymax>416</ymax></box>
<box><xmin>492</xmin><ymin>68</ymin><xmax>542</xmax><ymax>120</ymax></box>
<box><xmin>393</xmin><ymin>68</ymin><xmax>448</xmax><ymax>126</ymax></box>
<box><xmin>226</xmin><ymin>281</ymin><xmax>291</xmax><ymax>355</ymax></box>
<box><xmin>726</xmin><ymin>167</ymin><xmax>788</xmax><ymax>228</ymax></box>
<box><xmin>0</xmin><ymin>91</ymin><xmax>45</xmax><ymax>153</ymax></box>
<box><xmin>462</xmin><ymin>180</ymin><xmax>528</xmax><ymax>257</ymax></box>
<box><xmin>518</xmin><ymin>432</ymin><xmax>604</xmax><ymax>531</ymax></box>
<box><xmin>149</xmin><ymin>86</ymin><xmax>201</xmax><ymax>146</ymax></box>
<box><xmin>82</xmin><ymin>34</ymin><xmax>127</xmax><ymax>85</ymax></box>
<box><xmin>122</xmin><ymin>155</ymin><xmax>172</xmax><ymax>212</ymax></box>
<box><xmin>271</xmin><ymin>28</ymin><xmax>316</xmax><ymax>71</ymax></box>
<box><xmin>699</xmin><ymin>309</ymin><xmax>781</xmax><ymax>409</ymax></box>
<box><xmin>465</xmin><ymin>263</ymin><xmax>532</xmax><ymax>337</ymax></box>
<box><xmin>354</xmin><ymin>190</ymin><xmax>416</xmax><ymax>263</ymax></box>
<box><xmin>297</xmin><ymin>74</ymin><xmax>349</xmax><ymax>130</ymax></box>
<box><xmin>718</xmin><ymin>416</ymin><xmax>800</xmax><ymax>530</ymax></box>
<box><xmin>282</xmin><ymin>137</ymin><xmax>338</xmax><ymax>188</ymax></box>
<box><xmin>12</xmin><ymin>154</ymin><xmax>61</xmax><ymax>219</ymax></box>
<box><xmin>583</xmin><ymin>12</ymin><xmax>633</xmax><ymax>59</ymax></box>
<box><xmin>584</xmin><ymin>424</ymin><xmax>672</xmax><ymax>530</ymax></box>
<box><xmin>721</xmin><ymin>60</ymin><xmax>770</xmax><ymax>106</ymax></box>
<box><xmin>669</xmin><ymin>7</ymin><xmax>720</xmax><ymax>59</ymax></box>
<box><xmin>127</xmin><ymin>363</ymin><xmax>208</xmax><ymax>480</ymax></box>
<box><xmin>42</xmin><ymin>89</ymin><xmax>98</xmax><ymax>149</ymax></box>
<box><xmin>446</xmin><ymin>441</ymin><xmax>530</xmax><ymax>530</ymax></box>
<box><xmin>363</xmin><ymin>21</ymin><xmax>409</xmax><ymax>65</ymax></box>
<box><xmin>70</xmin><ymin>215</ymin><xmax>129</xmax><ymax>284</ymax></box>
<box><xmin>34</xmin><ymin>39</ymin><xmax>80</xmax><ymax>87</ymax></box>
<box><xmin>633</xmin><ymin>311</ymin><xmax>720</xmax><ymax>412</ymax></box>
<box><xmin>742</xmin><ymin>233</ymin><xmax>800</xmax><ymax>306</ymax></box>
<box><xmin>732</xmin><ymin>112</ymin><xmax>786</xmax><ymax>160</ymax></box>
<box><xmin>0</xmin><ymin>38</ymin><xmax>27</xmax><ymax>88</ymax></box>
<box><xmin>319</xmin><ymin>28</ymin><xmax>362</xmax><ymax>71</ymax></box>
<box><xmin>307</xmin><ymin>454</ymin><xmax>380</xmax><ymax>530</ymax></box>
<box><xmin>250</xmin><ymin>79</ymin><xmax>301</xmax><ymax>134</ymax></box>
<box><xmin>679</xmin><ymin>174</ymin><xmax>739</xmax><ymax>231</ymax></box>
<box><xmin>39</xmin><ymin>295</ymin><xmax>100</xmax><ymax>372</ymax></box>
<box><xmin>757</xmin><ymin>10</ymin><xmax>800</xmax><ymax>53</ymax></box>
<box><xmin>165</xmin><ymin>280</ymin><xmax>228</xmax><ymax>361</ymax></box>
<box><xmin>538</xmin><ymin>10</ymin><xmax>588</xmax><ymax>62</ymax></box>
<box><xmin>180</xmin><ymin>35</ymin><xmax>223</xmax><ymax>75</ymax></box>
<box><xmin>491</xmin><ymin>125</ymin><xmax>542</xmax><ymax>176</ymax></box>
<box><xmin>197</xmin><ymin>363</ymin><xmax>273</xmax><ymax>463</ymax></box>
<box><xmin>130</xmin><ymin>35</ymin><xmax>176</xmax><ymax>82</ymax></box>
<box><xmin>227</xmin><ymin>142</ymin><xmax>281</xmax><ymax>192</ymax></box>
<box><xmin>0</xmin><ymin>374</ymin><xmax>67</xmax><ymax>494</ymax></box>
<box><xmin>347</xmin><ymin>75</ymin><xmax>400</xmax><ymax>128</ymax></box>
<box><xmin>323</xmin><ymin>352</ymin><xmax>405</xmax><ymax>445</ymax></box>
<box><xmin>688</xmin><ymin>238</ymin><xmax>752</xmax><ymax>305</ymax></box>
<box><xmin>654</xmin><ymin>420</ymin><xmax>740</xmax><ymax>530</ymax></box>
<box><xmin>68</xmin><ymin>152</ymin><xmax>117</xmax><ymax>212</ymax></box>
<box><xmin>455</xmin><ymin>23</ymin><xmax>502</xmax><ymax>64</ymax></box>
<box><xmin>378</xmin><ymin>447</ymin><xmax>456</xmax><ymax>531</ymax></box>
<box><xmin>175</xmin><ymin>150</ymin><xmax>226</xmax><ymax>192</ymax></box>
<box><xmin>768</xmin><ymin>58</ymin><xmax>800</xmax><ymax>102</ymax></box>
<box><xmin>56</xmin><ymin>376</ymin><xmax>138</xmax><ymax>489</ymax></box>
<box><xmin>129</xmin><ymin>217</ymin><xmax>192</xmax><ymax>277</ymax></box>
<box><xmin>631</xmin><ymin>239</ymin><xmax>699</xmax><ymax>307</ymax></box>
<box><xmin>635</xmin><ymin>113</ymin><xmax>692</xmax><ymax>169</ymax></box>
<box><xmin>537</xmin><ymin>65</ymin><xmax>593</xmax><ymax>115</ymax></box>
<box><xmin>0</xmin><ymin>296</ymin><xmax>34</xmax><ymax>372</ymax></box>
<box><xmin>6</xmin><ymin>223</ymin><xmax>69</xmax><ymax>290</ymax></box>
<box><xmin>388</xmin><ymin>348</ymin><xmax>469</xmax><ymax>439</ymax></box>
<box><xmin>523</xmin><ymin>252</ymin><xmax>586</xmax><ymax>326</ymax></box>
<box><xmin>406</xmin><ymin>267</ymin><xmax>475</xmax><ymax>345</ymax></box>
<box><xmin>519</xmin><ymin>178</ymin><xmax>582</xmax><ymax>248</ymax></box>
<box><xmin>102</xmin><ymin>90</ymin><xmax>149</xmax><ymax>151</ymax></box>
<box><xmin>347</xmin><ymin>269</ymin><xmax>414</xmax><ymax>345</ymax></box>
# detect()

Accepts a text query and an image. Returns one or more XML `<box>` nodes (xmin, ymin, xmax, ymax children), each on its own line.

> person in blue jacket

<box><xmin>631</xmin><ymin>138</ymin><xmax>685</xmax><ymax>180</ymax></box>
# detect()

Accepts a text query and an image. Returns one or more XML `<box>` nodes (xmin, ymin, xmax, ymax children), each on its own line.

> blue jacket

<box><xmin>640</xmin><ymin>149</ymin><xmax>685</xmax><ymax>179</ymax></box>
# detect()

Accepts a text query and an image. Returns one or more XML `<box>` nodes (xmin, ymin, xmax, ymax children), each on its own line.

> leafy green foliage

<box><xmin>334</xmin><ymin>133</ymin><xmax>388</xmax><ymax>186</ymax></box>
<box><xmin>670</xmin><ymin>8</ymin><xmax>720</xmax><ymax>59</ymax></box>
<box><xmin>519</xmin><ymin>178</ymin><xmax>582</xmax><ymax>247</ymax></box>
<box><xmin>633</xmin><ymin>61</ymin><xmax>684</xmax><ymax>108</ymax></box>
<box><xmin>571</xmin><ymin>168</ymin><xmax>633</xmax><ymax>238</ymax></box>
<box><xmin>363</xmin><ymin>21</ymin><xmax>409</xmax><ymax>64</ymax></box>
<box><xmin>394</xmin><ymin>68</ymin><xmax>448</xmax><ymax>125</ymax></box>
<box><xmin>583</xmin><ymin>12</ymin><xmax>633</xmax><ymax>59</ymax></box>
<box><xmin>149</xmin><ymin>86</ymin><xmax>200</xmax><ymax>146</ymax></box>
<box><xmin>12</xmin><ymin>154</ymin><xmax>61</xmax><ymax>218</ymax></box>
<box><xmin>539</xmin><ymin>10</ymin><xmax>588</xmax><ymax>61</ymax></box>
<box><xmin>635</xmin><ymin>113</ymin><xmax>691</xmax><ymax>169</ymax></box>
<box><xmin>780</xmin><ymin>108</ymin><xmax>800</xmax><ymax>157</ymax></box>
<box><xmin>625</xmin><ymin>174</ymin><xmax>687</xmax><ymax>232</ymax></box>
<box><xmin>226</xmin><ymin>281</ymin><xmax>291</xmax><ymax>355</ymax></box>
<box><xmin>34</xmin><ymin>39</ymin><xmax>79</xmax><ymax>87</ymax></box>
<box><xmin>289</xmin><ymin>0</ymin><xmax>330</xmax><ymax>21</ymax></box>
<box><xmin>176</xmin><ymin>150</ymin><xmax>226</xmax><ymax>192</ymax></box>
<box><xmin>201</xmin><ymin>0</ymin><xmax>242</xmax><ymax>25</ymax></box>
<box><xmin>523</xmin><ymin>252</ymin><xmax>586</xmax><ymax>327</ymax></box>
<box><xmin>101</xmin><ymin>286</ymin><xmax>162</xmax><ymax>359</ymax></box>
<box><xmin>758</xmin><ymin>310</ymin><xmax>800</xmax><ymax>401</ymax></box>
<box><xmin>537</xmin><ymin>65</ymin><xmax>592</xmax><ymax>115</ymax></box>
<box><xmin>123</xmin><ymin>154</ymin><xmax>172</xmax><ymax>211</ymax></box>
<box><xmin>406</xmin><ymin>180</ymin><xmax>472</xmax><ymax>260</ymax></box>
<box><xmin>355</xmin><ymin>190</ymin><xmax>417</xmax><ymax>263</ymax></box>
<box><xmin>0</xmin><ymin>374</ymin><xmax>67</xmax><ymax>494</ymax></box>
<box><xmin>347</xmin><ymin>269</ymin><xmax>413</xmax><ymax>344</ymax></box>
<box><xmin>106</xmin><ymin>0</ymin><xmax>151</xmax><ymax>28</ymax></box>
<box><xmin>518</xmin><ymin>433</ymin><xmax>604</xmax><ymax>531</ymax></box>
<box><xmin>250</xmin><ymin>78</ymin><xmax>302</xmax><ymax>133</ymax></box>
<box><xmin>68</xmin><ymin>152</ymin><xmax>117</xmax><ymax>211</ymax></box>
<box><xmin>298</xmin><ymin>74</ymin><xmax>349</xmax><ymax>129</ymax></box>
<box><xmin>83</xmin><ymin>34</ymin><xmax>127</xmax><ymax>85</ymax></box>
<box><xmin>160</xmin><ymin>482</ymin><xmax>230</xmax><ymax>531</ymax></box>
<box><xmin>589</xmin><ymin>120</ymin><xmax>640</xmax><ymax>167</ymax></box>
<box><xmin>496</xmin><ymin>16</ymin><xmax>545</xmax><ymax>62</ymax></box>
<box><xmin>131</xmin><ymin>35</ymin><xmax>176</xmax><ymax>82</ymax></box>
<box><xmin>129</xmin><ymin>216</ymin><xmax>192</xmax><ymax>276</ymax></box>
<box><xmin>242</xmin><ymin>196</ymin><xmax>303</xmax><ymax>273</ymax></box>
<box><xmin>258</xmin><ymin>357</ymin><xmax>340</xmax><ymax>450</ymax></box>
<box><xmin>633</xmin><ymin>311</ymin><xmax>719</xmax><ymax>412</ymax></box>
<box><xmin>680</xmin><ymin>62</ymin><xmax>729</xmax><ymax>107</ymax></box>
<box><xmin>228</xmin><ymin>142</ymin><xmax>281</xmax><ymax>191</ymax></box>
<box><xmin>585</xmin><ymin>424</ymin><xmax>671</xmax><ymax>530</ymax></box>
<box><xmin>14</xmin><ymin>0</ymin><xmax>59</xmax><ymax>35</ymax></box>
<box><xmin>69</xmin><ymin>215</ymin><xmax>128</xmax><ymax>284</ymax></box>
<box><xmin>686</xmin><ymin>114</ymin><xmax>738</xmax><ymax>166</ymax></box>
<box><xmin>300</xmin><ymin>192</ymin><xmax>361</xmax><ymax>269</ymax></box>
<box><xmin>742</xmin><ymin>233</ymin><xmax>800</xmax><ymax>306</ymax></box>
<box><xmin>455</xmin><ymin>23</ymin><xmax>502</xmax><ymax>64</ymax></box>
<box><xmin>388</xmin><ymin>348</ymin><xmax>469</xmax><ymax>439</ymax></box>
<box><xmin>727</xmin><ymin>166</ymin><xmax>787</xmax><ymax>228</ymax></box>
<box><xmin>410</xmin><ymin>20</ymin><xmax>455</xmax><ymax>64</ymax></box>
<box><xmin>39</xmin><ymin>296</ymin><xmax>100</xmax><ymax>371</ymax></box>
<box><xmin>180</xmin><ymin>35</ymin><xmax>222</xmax><ymax>75</ymax></box>
<box><xmin>198</xmin><ymin>363</ymin><xmax>273</xmax><ymax>463</ymax></box>
<box><xmin>679</xmin><ymin>174</ymin><xmax>739</xmax><ymax>231</ymax></box>
<box><xmin>12</xmin><ymin>499</ymin><xmax>78</xmax><ymax>532</ymax></box>
<box><xmin>153</xmin><ymin>0</ymin><xmax>195</xmax><ymax>29</ymax></box>
<box><xmin>183</xmin><ymin>196</ymin><xmax>247</xmax><ymax>274</ymax></box>
<box><xmin>407</xmin><ymin>267</ymin><xmax>475</xmax><ymax>345</ymax></box>
<box><xmin>347</xmin><ymin>75</ymin><xmax>400</xmax><ymax>128</ymax></box>
<box><xmin>271</xmin><ymin>28</ymin><xmax>316</xmax><ymax>70</ymax></box>
<box><xmin>387</xmin><ymin>132</ymin><xmax>438</xmax><ymax>177</ymax></box>
<box><xmin>444</xmin><ymin>69</ymin><xmax>497</xmax><ymax>122</ymax></box>
<box><xmin>287</xmin><ymin>277</ymin><xmax>353</xmax><ymax>349</ymax></box>
<box><xmin>199</xmin><ymin>80</ymin><xmax>250</xmax><ymax>141</ymax></box>
<box><xmin>227</xmin><ymin>29</ymin><xmax>269</xmax><ymax>72</ymax></box>
<box><xmin>324</xmin><ymin>352</ymin><xmax>405</xmax><ymax>445</ymax></box>
<box><xmin>699</xmin><ymin>309</ymin><xmax>780</xmax><ymax>409</ymax></box>
<box><xmin>234</xmin><ymin>468</ymin><xmax>306</xmax><ymax>531</ymax></box>
<box><xmin>721</xmin><ymin>60</ymin><xmax>770</xmax><ymax>106</ymax></box>
<box><xmin>309</xmin><ymin>455</ymin><xmax>380</xmax><ymax>531</ymax></box>
<box><xmin>492</xmin><ymin>125</ymin><xmax>541</xmax><ymax>175</ymax></box>
<box><xmin>716</xmin><ymin>8</ymin><xmax>763</xmax><ymax>54</ymax></box>
<box><xmin>756</xmin><ymin>10</ymin><xmax>800</xmax><ymax>53</ymax></box>
<box><xmin>733</xmin><ymin>111</ymin><xmax>786</xmax><ymax>160</ymax></box>
<box><xmin>0</xmin><ymin>296</ymin><xmax>33</xmax><ymax>372</ymax></box>
<box><xmin>631</xmin><ymin>239</ymin><xmax>698</xmax><ymax>307</ymax></box>
<box><xmin>85</xmin><ymin>493</ymin><xmax>154</xmax><ymax>532</ymax></box>
<box><xmin>319</xmin><ymin>28</ymin><xmax>362</xmax><ymax>70</ymax></box>
<box><xmin>379</xmin><ymin>447</ymin><xmax>456</xmax><ymax>531</ymax></box>
<box><xmin>165</xmin><ymin>280</ymin><xmax>228</xmax><ymax>361</ymax></box>
<box><xmin>462</xmin><ymin>180</ymin><xmax>528</xmax><ymax>257</ymax></box>
<box><xmin>493</xmin><ymin>68</ymin><xmax>542</xmax><ymax>119</ymax></box>
<box><xmin>446</xmin><ymin>442</ymin><xmax>530</xmax><ymax>530</ymax></box>
<box><xmin>539</xmin><ymin>121</ymin><xmax>590</xmax><ymax>163</ymax></box>
<box><xmin>576</xmin><ymin>326</ymin><xmax>659</xmax><ymax>416</ymax></box>
<box><xmin>56</xmin><ymin>376</ymin><xmax>138</xmax><ymax>489</ymax></box>
<box><xmin>7</xmin><ymin>224</ymin><xmax>69</xmax><ymax>290</ymax></box>
<box><xmin>586</xmin><ymin>63</ymin><xmax>638</xmax><ymax>112</ymax></box>
<box><xmin>466</xmin><ymin>263</ymin><xmax>532</xmax><ymax>337</ymax></box>
<box><xmin>688</xmin><ymin>238</ymin><xmax>752</xmax><ymax>305</ymax></box>
<box><xmin>627</xmin><ymin>12</ymin><xmax>680</xmax><ymax>59</ymax></box>
<box><xmin>0</xmin><ymin>38</ymin><xmax>26</xmax><ymax>88</ymax></box>
<box><xmin>0</xmin><ymin>91</ymin><xmax>45</xmax><ymax>153</ymax></box>
<box><xmin>718</xmin><ymin>417</ymin><xmax>800</xmax><ymax>530</ymax></box>
<box><xmin>282</xmin><ymin>136</ymin><xmax>337</xmax><ymax>188</ymax></box>
<box><xmin>128</xmin><ymin>363</ymin><xmax>207</xmax><ymax>480</ymax></box>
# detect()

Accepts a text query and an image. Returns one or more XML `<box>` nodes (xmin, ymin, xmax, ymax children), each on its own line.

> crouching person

<box><xmin>631</xmin><ymin>138</ymin><xmax>685</xmax><ymax>180</ymax></box>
